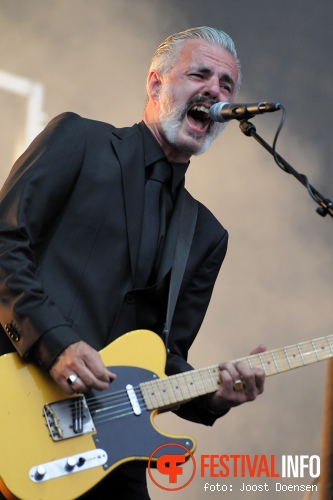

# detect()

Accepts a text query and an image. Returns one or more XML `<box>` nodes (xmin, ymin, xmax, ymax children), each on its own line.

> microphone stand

<box><xmin>238</xmin><ymin>118</ymin><xmax>333</xmax><ymax>220</ymax></box>
<box><xmin>238</xmin><ymin>114</ymin><xmax>333</xmax><ymax>498</ymax></box>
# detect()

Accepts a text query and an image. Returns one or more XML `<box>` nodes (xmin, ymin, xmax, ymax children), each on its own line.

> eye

<box><xmin>220</xmin><ymin>83</ymin><xmax>232</xmax><ymax>93</ymax></box>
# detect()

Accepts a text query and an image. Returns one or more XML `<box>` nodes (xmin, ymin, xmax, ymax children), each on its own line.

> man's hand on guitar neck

<box><xmin>49</xmin><ymin>341</ymin><xmax>116</xmax><ymax>394</ymax></box>
<box><xmin>206</xmin><ymin>345</ymin><xmax>266</xmax><ymax>413</ymax></box>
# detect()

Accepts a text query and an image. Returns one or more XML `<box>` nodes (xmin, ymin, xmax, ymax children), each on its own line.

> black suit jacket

<box><xmin>0</xmin><ymin>113</ymin><xmax>228</xmax><ymax>424</ymax></box>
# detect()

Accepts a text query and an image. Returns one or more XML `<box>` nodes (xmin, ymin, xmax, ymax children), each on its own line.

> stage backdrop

<box><xmin>1</xmin><ymin>1</ymin><xmax>332</xmax><ymax>498</ymax></box>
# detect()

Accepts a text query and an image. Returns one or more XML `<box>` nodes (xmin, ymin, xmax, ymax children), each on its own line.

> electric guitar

<box><xmin>0</xmin><ymin>329</ymin><xmax>331</xmax><ymax>500</ymax></box>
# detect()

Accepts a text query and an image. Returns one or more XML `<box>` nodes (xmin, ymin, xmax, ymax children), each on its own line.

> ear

<box><xmin>147</xmin><ymin>71</ymin><xmax>162</xmax><ymax>101</ymax></box>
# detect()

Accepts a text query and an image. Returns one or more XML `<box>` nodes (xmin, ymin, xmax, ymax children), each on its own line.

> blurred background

<box><xmin>1</xmin><ymin>1</ymin><xmax>332</xmax><ymax>498</ymax></box>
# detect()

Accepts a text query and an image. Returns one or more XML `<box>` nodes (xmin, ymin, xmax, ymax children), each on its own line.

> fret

<box><xmin>156</xmin><ymin>378</ymin><xmax>176</xmax><ymax>406</ymax></box>
<box><xmin>141</xmin><ymin>382</ymin><xmax>154</xmax><ymax>409</ymax></box>
<box><xmin>280</xmin><ymin>344</ymin><xmax>305</xmax><ymax>369</ymax></box>
<box><xmin>251</xmin><ymin>351</ymin><xmax>279</xmax><ymax>376</ymax></box>
<box><xmin>282</xmin><ymin>346</ymin><xmax>296</xmax><ymax>369</ymax></box>
<box><xmin>278</xmin><ymin>345</ymin><xmax>301</xmax><ymax>371</ymax></box>
<box><xmin>196</xmin><ymin>368</ymin><xmax>206</xmax><ymax>396</ymax></box>
<box><xmin>299</xmin><ymin>340</ymin><xmax>323</xmax><ymax>365</ymax></box>
<box><xmin>271</xmin><ymin>351</ymin><xmax>280</xmax><ymax>372</ymax></box>
<box><xmin>164</xmin><ymin>374</ymin><xmax>190</xmax><ymax>403</ymax></box>
<box><xmin>208</xmin><ymin>366</ymin><xmax>221</xmax><ymax>390</ymax></box>
<box><xmin>174</xmin><ymin>373</ymin><xmax>187</xmax><ymax>401</ymax></box>
<box><xmin>180</xmin><ymin>367</ymin><xmax>217</xmax><ymax>396</ymax></box>
<box><xmin>311</xmin><ymin>340</ymin><xmax>320</xmax><ymax>361</ymax></box>
<box><xmin>247</xmin><ymin>356</ymin><xmax>253</xmax><ymax>368</ymax></box>
<box><xmin>140</xmin><ymin>365</ymin><xmax>220</xmax><ymax>411</ymax></box>
<box><xmin>283</xmin><ymin>347</ymin><xmax>292</xmax><ymax>369</ymax></box>
<box><xmin>206</xmin><ymin>367</ymin><xmax>216</xmax><ymax>389</ymax></box>
<box><xmin>182</xmin><ymin>371</ymin><xmax>200</xmax><ymax>399</ymax></box>
<box><xmin>192</xmin><ymin>368</ymin><xmax>215</xmax><ymax>394</ymax></box>
<box><xmin>141</xmin><ymin>379</ymin><xmax>165</xmax><ymax>409</ymax></box>
<box><xmin>141</xmin><ymin>334</ymin><xmax>333</xmax><ymax>411</ymax></box>
<box><xmin>258</xmin><ymin>353</ymin><xmax>268</xmax><ymax>375</ymax></box>
<box><xmin>297</xmin><ymin>343</ymin><xmax>306</xmax><ymax>365</ymax></box>
<box><xmin>311</xmin><ymin>337</ymin><xmax>333</xmax><ymax>362</ymax></box>
<box><xmin>192</xmin><ymin>373</ymin><xmax>201</xmax><ymax>397</ymax></box>
<box><xmin>197</xmin><ymin>368</ymin><xmax>209</xmax><ymax>394</ymax></box>
<box><xmin>238</xmin><ymin>353</ymin><xmax>265</xmax><ymax>373</ymax></box>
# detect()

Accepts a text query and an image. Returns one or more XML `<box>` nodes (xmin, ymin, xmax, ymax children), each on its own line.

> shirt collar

<box><xmin>138</xmin><ymin>121</ymin><xmax>189</xmax><ymax>193</ymax></box>
<box><xmin>138</xmin><ymin>121</ymin><xmax>165</xmax><ymax>166</ymax></box>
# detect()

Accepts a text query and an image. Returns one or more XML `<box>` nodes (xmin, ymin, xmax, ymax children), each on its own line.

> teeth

<box><xmin>191</xmin><ymin>105</ymin><xmax>209</xmax><ymax>114</ymax></box>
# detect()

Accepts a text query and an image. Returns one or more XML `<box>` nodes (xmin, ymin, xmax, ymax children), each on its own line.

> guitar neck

<box><xmin>140</xmin><ymin>334</ymin><xmax>333</xmax><ymax>411</ymax></box>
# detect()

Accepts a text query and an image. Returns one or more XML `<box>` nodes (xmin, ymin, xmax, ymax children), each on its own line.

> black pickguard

<box><xmin>88</xmin><ymin>366</ymin><xmax>194</xmax><ymax>470</ymax></box>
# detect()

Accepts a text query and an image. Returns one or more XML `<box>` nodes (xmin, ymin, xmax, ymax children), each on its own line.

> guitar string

<box><xmin>54</xmin><ymin>370</ymin><xmax>212</xmax><ymax>424</ymax></box>
<box><xmin>65</xmin><ymin>365</ymin><xmax>218</xmax><ymax>414</ymax></box>
<box><xmin>62</xmin><ymin>336</ymin><xmax>333</xmax><ymax>415</ymax></box>
<box><xmin>62</xmin><ymin>339</ymin><xmax>328</xmax><ymax>417</ymax></box>
<box><xmin>63</xmin><ymin>366</ymin><xmax>215</xmax><ymax>411</ymax></box>
<box><xmin>48</xmin><ymin>337</ymin><xmax>333</xmax><ymax>427</ymax></box>
<box><xmin>87</xmin><ymin>377</ymin><xmax>204</xmax><ymax>424</ymax></box>
<box><xmin>66</xmin><ymin>335</ymin><xmax>333</xmax><ymax>418</ymax></box>
<box><xmin>234</xmin><ymin>337</ymin><xmax>333</xmax><ymax>371</ymax></box>
<box><xmin>67</xmin><ymin>367</ymin><xmax>220</xmax><ymax>426</ymax></box>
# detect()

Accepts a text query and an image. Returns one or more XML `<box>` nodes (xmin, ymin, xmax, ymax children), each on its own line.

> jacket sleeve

<box><xmin>0</xmin><ymin>112</ymin><xmax>87</xmax><ymax>368</ymax></box>
<box><xmin>165</xmin><ymin>202</ymin><xmax>229</xmax><ymax>425</ymax></box>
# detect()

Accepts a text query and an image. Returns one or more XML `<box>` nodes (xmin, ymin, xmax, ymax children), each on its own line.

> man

<box><xmin>0</xmin><ymin>27</ymin><xmax>265</xmax><ymax>499</ymax></box>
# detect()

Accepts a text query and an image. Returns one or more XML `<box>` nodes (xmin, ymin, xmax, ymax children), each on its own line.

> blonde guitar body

<box><xmin>0</xmin><ymin>330</ymin><xmax>195</xmax><ymax>500</ymax></box>
<box><xmin>1</xmin><ymin>327</ymin><xmax>332</xmax><ymax>499</ymax></box>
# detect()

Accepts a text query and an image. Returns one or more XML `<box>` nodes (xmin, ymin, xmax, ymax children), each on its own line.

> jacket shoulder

<box><xmin>184</xmin><ymin>189</ymin><xmax>227</xmax><ymax>239</ymax></box>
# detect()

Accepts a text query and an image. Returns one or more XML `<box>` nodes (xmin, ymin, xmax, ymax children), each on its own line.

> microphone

<box><xmin>209</xmin><ymin>101</ymin><xmax>281</xmax><ymax>123</ymax></box>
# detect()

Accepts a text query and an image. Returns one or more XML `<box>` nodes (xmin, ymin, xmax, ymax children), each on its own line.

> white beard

<box><xmin>158</xmin><ymin>85</ymin><xmax>226</xmax><ymax>156</ymax></box>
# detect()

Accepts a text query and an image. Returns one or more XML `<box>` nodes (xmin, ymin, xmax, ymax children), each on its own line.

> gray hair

<box><xmin>147</xmin><ymin>26</ymin><xmax>242</xmax><ymax>91</ymax></box>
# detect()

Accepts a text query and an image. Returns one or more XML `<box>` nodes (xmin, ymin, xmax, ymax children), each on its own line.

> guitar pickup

<box><xmin>44</xmin><ymin>396</ymin><xmax>95</xmax><ymax>441</ymax></box>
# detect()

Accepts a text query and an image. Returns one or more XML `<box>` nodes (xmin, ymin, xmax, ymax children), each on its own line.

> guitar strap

<box><xmin>163</xmin><ymin>191</ymin><xmax>198</xmax><ymax>352</ymax></box>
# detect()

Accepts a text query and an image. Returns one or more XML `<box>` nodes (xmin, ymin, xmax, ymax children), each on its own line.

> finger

<box><xmin>253</xmin><ymin>367</ymin><xmax>265</xmax><ymax>394</ymax></box>
<box><xmin>62</xmin><ymin>369</ymin><xmax>110</xmax><ymax>394</ymax></box>
<box><xmin>250</xmin><ymin>344</ymin><xmax>267</xmax><ymax>355</ymax></box>
<box><xmin>65</xmin><ymin>374</ymin><xmax>83</xmax><ymax>394</ymax></box>
<box><xmin>219</xmin><ymin>365</ymin><xmax>247</xmax><ymax>401</ymax></box>
<box><xmin>235</xmin><ymin>363</ymin><xmax>265</xmax><ymax>399</ymax></box>
<box><xmin>50</xmin><ymin>341</ymin><xmax>117</xmax><ymax>393</ymax></box>
<box><xmin>83</xmin><ymin>356</ymin><xmax>116</xmax><ymax>384</ymax></box>
<box><xmin>71</xmin><ymin>364</ymin><xmax>111</xmax><ymax>392</ymax></box>
<box><xmin>80</xmin><ymin>361</ymin><xmax>117</xmax><ymax>391</ymax></box>
<box><xmin>219</xmin><ymin>361</ymin><xmax>243</xmax><ymax>382</ymax></box>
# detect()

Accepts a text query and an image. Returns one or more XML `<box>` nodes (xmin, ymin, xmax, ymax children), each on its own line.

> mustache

<box><xmin>183</xmin><ymin>95</ymin><xmax>217</xmax><ymax>115</ymax></box>
<box><xmin>181</xmin><ymin>96</ymin><xmax>221</xmax><ymax>135</ymax></box>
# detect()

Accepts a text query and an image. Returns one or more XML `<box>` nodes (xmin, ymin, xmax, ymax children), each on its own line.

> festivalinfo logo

<box><xmin>148</xmin><ymin>446</ymin><xmax>320</xmax><ymax>495</ymax></box>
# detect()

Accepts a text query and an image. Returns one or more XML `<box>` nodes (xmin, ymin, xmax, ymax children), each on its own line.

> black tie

<box><xmin>135</xmin><ymin>159</ymin><xmax>172</xmax><ymax>287</ymax></box>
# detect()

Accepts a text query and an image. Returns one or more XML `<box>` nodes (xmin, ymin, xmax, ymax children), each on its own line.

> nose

<box><xmin>202</xmin><ymin>77</ymin><xmax>220</xmax><ymax>100</ymax></box>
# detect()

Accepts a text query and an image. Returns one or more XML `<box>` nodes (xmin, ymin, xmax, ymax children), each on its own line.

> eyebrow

<box><xmin>190</xmin><ymin>66</ymin><xmax>236</xmax><ymax>89</ymax></box>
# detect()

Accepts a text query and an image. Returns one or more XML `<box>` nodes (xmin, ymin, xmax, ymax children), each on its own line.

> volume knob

<box><xmin>65</xmin><ymin>457</ymin><xmax>77</xmax><ymax>471</ymax></box>
<box><xmin>34</xmin><ymin>465</ymin><xmax>46</xmax><ymax>480</ymax></box>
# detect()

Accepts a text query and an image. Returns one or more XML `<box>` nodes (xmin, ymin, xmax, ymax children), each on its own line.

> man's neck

<box><xmin>141</xmin><ymin>116</ymin><xmax>192</xmax><ymax>164</ymax></box>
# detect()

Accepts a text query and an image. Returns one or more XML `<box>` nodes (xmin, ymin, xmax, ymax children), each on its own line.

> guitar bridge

<box><xmin>44</xmin><ymin>395</ymin><xmax>95</xmax><ymax>441</ymax></box>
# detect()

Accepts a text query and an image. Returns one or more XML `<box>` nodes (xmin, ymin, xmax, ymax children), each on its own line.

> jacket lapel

<box><xmin>110</xmin><ymin>124</ymin><xmax>145</xmax><ymax>282</ymax></box>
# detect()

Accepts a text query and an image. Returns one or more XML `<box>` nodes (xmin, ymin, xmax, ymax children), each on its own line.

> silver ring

<box><xmin>233</xmin><ymin>379</ymin><xmax>244</xmax><ymax>391</ymax></box>
<box><xmin>67</xmin><ymin>374</ymin><xmax>79</xmax><ymax>386</ymax></box>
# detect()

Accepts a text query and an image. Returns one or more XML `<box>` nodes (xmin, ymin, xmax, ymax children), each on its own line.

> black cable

<box><xmin>271</xmin><ymin>105</ymin><xmax>324</xmax><ymax>207</ymax></box>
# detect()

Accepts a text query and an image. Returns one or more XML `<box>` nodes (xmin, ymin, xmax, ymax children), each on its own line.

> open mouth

<box><xmin>187</xmin><ymin>104</ymin><xmax>212</xmax><ymax>132</ymax></box>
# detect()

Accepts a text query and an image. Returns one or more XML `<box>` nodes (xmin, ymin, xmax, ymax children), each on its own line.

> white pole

<box><xmin>0</xmin><ymin>70</ymin><xmax>46</xmax><ymax>149</ymax></box>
